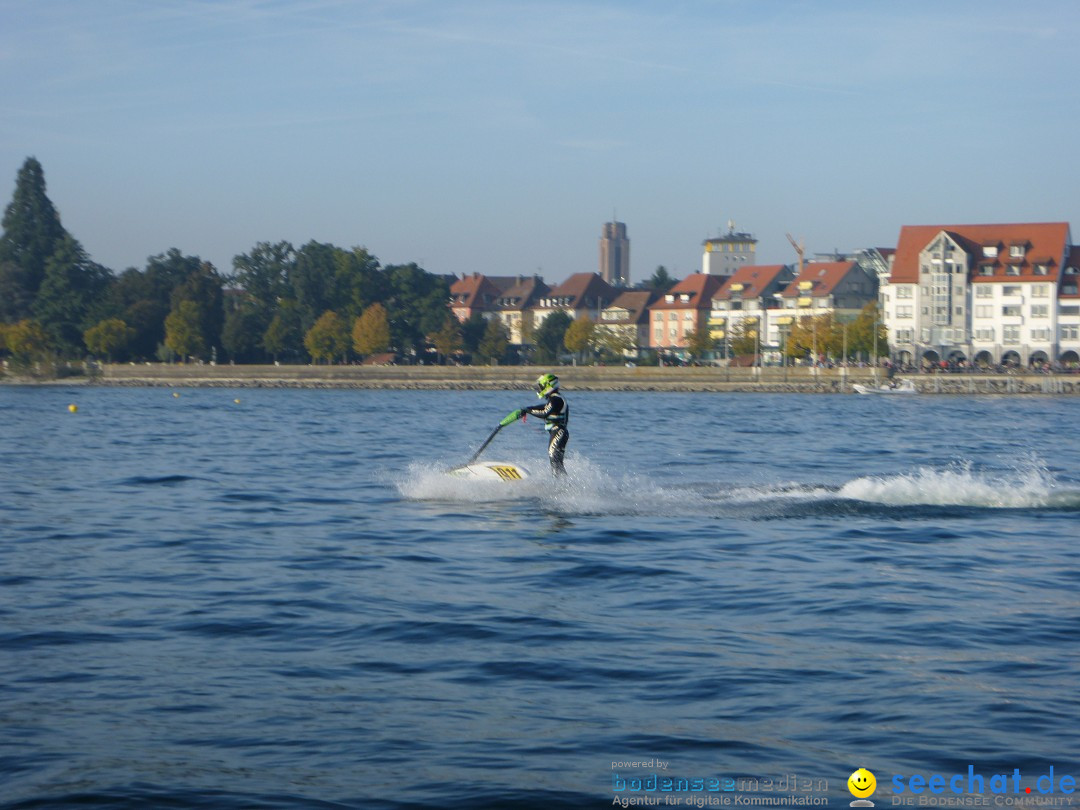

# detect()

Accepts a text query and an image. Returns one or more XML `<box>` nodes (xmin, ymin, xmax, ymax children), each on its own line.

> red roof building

<box><xmin>647</xmin><ymin>273</ymin><xmax>725</xmax><ymax>351</ymax></box>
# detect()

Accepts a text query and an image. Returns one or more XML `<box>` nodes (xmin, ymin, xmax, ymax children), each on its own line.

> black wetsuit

<box><xmin>522</xmin><ymin>392</ymin><xmax>569</xmax><ymax>475</ymax></box>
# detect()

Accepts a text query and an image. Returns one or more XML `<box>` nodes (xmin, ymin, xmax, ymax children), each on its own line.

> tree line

<box><xmin>0</xmin><ymin>157</ymin><xmax>480</xmax><ymax>367</ymax></box>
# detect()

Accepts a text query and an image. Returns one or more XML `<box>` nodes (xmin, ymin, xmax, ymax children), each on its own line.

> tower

<box><xmin>703</xmin><ymin>220</ymin><xmax>757</xmax><ymax>277</ymax></box>
<box><xmin>599</xmin><ymin>221</ymin><xmax>630</xmax><ymax>287</ymax></box>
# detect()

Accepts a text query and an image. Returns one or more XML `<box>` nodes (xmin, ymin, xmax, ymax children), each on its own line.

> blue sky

<box><xmin>2</xmin><ymin>0</ymin><xmax>1078</xmax><ymax>283</ymax></box>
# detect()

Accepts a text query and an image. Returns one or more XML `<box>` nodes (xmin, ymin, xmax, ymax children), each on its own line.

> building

<box><xmin>648</xmin><ymin>272</ymin><xmax>726</xmax><ymax>354</ymax></box>
<box><xmin>599</xmin><ymin>221</ymin><xmax>630</xmax><ymax>287</ymax></box>
<box><xmin>597</xmin><ymin>289</ymin><xmax>660</xmax><ymax>359</ymax></box>
<box><xmin>449</xmin><ymin>273</ymin><xmax>518</xmax><ymax>323</ymax></box>
<box><xmin>702</xmin><ymin>222</ymin><xmax>757</xmax><ymax>276</ymax></box>
<box><xmin>709</xmin><ymin>264</ymin><xmax>796</xmax><ymax>361</ymax></box>
<box><xmin>534</xmin><ymin>272</ymin><xmax>616</xmax><ymax>327</ymax></box>
<box><xmin>491</xmin><ymin>275</ymin><xmax>550</xmax><ymax>345</ymax></box>
<box><xmin>882</xmin><ymin>222</ymin><xmax>1075</xmax><ymax>368</ymax></box>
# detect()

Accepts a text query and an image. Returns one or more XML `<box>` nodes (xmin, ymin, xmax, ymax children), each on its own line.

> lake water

<box><xmin>1</xmin><ymin>386</ymin><xmax>1078</xmax><ymax>809</ymax></box>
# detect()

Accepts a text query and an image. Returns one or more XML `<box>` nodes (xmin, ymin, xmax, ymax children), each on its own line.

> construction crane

<box><xmin>786</xmin><ymin>233</ymin><xmax>805</xmax><ymax>276</ymax></box>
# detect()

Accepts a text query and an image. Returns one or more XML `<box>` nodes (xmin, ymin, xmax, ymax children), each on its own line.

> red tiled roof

<box><xmin>605</xmin><ymin>290</ymin><xmax>659</xmax><ymax>324</ymax></box>
<box><xmin>540</xmin><ymin>272</ymin><xmax>616</xmax><ymax>310</ymax></box>
<box><xmin>650</xmin><ymin>273</ymin><xmax>725</xmax><ymax>310</ymax></box>
<box><xmin>890</xmin><ymin>223</ymin><xmax>1071</xmax><ymax>284</ymax></box>
<box><xmin>780</xmin><ymin>261</ymin><xmax>858</xmax><ymax>298</ymax></box>
<box><xmin>715</xmin><ymin>264</ymin><xmax>791</xmax><ymax>300</ymax></box>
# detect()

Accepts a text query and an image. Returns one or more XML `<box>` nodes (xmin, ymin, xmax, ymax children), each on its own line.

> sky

<box><xmin>2</xmin><ymin>0</ymin><xmax>1079</xmax><ymax>284</ymax></box>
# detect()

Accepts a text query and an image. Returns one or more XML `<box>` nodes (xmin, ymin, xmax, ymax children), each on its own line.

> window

<box><xmin>654</xmin><ymin>312</ymin><xmax>663</xmax><ymax>321</ymax></box>
<box><xmin>896</xmin><ymin>329</ymin><xmax>913</xmax><ymax>342</ymax></box>
<box><xmin>897</xmin><ymin>287</ymin><xmax>913</xmax><ymax>298</ymax></box>
<box><xmin>1003</xmin><ymin>326</ymin><xmax>1020</xmax><ymax>344</ymax></box>
<box><xmin>1005</xmin><ymin>266</ymin><xmax>1020</xmax><ymax>276</ymax></box>
<box><xmin>664</xmin><ymin>294</ymin><xmax>674</xmax><ymax>303</ymax></box>
<box><xmin>1064</xmin><ymin>285</ymin><xmax>1079</xmax><ymax>296</ymax></box>
<box><xmin>976</xmin><ymin>286</ymin><xmax>993</xmax><ymax>298</ymax></box>
<box><xmin>897</xmin><ymin>305</ymin><xmax>913</xmax><ymax>318</ymax></box>
<box><xmin>975</xmin><ymin>305</ymin><xmax>993</xmax><ymax>318</ymax></box>
<box><xmin>1066</xmin><ymin>267</ymin><xmax>1079</xmax><ymax>275</ymax></box>
<box><xmin>669</xmin><ymin>328</ymin><xmax>677</xmax><ymax>338</ymax></box>
<box><xmin>1062</xmin><ymin>326</ymin><xmax>1079</xmax><ymax>340</ymax></box>
<box><xmin>684</xmin><ymin>312</ymin><xmax>694</xmax><ymax>321</ymax></box>
<box><xmin>979</xmin><ymin>265</ymin><xmax>995</xmax><ymax>276</ymax></box>
<box><xmin>1062</xmin><ymin>306</ymin><xmax>1080</xmax><ymax>316</ymax></box>
<box><xmin>983</xmin><ymin>245</ymin><xmax>998</xmax><ymax>258</ymax></box>
<box><xmin>974</xmin><ymin>328</ymin><xmax>994</xmax><ymax>341</ymax></box>
<box><xmin>955</xmin><ymin>307</ymin><xmax>964</xmax><ymax>316</ymax></box>
<box><xmin>1031</xmin><ymin>329</ymin><xmax>1051</xmax><ymax>341</ymax></box>
<box><xmin>1002</xmin><ymin>305</ymin><xmax>1021</xmax><ymax>317</ymax></box>
<box><xmin>669</xmin><ymin>312</ymin><xmax>677</xmax><ymax>321</ymax></box>
<box><xmin>1031</xmin><ymin>305</ymin><xmax>1048</xmax><ymax>318</ymax></box>
<box><xmin>1032</xmin><ymin>285</ymin><xmax>1049</xmax><ymax>297</ymax></box>
<box><xmin>654</xmin><ymin>329</ymin><xmax>663</xmax><ymax>341</ymax></box>
<box><xmin>1009</xmin><ymin>244</ymin><xmax>1026</xmax><ymax>258</ymax></box>
<box><xmin>1034</xmin><ymin>264</ymin><xmax>1048</xmax><ymax>275</ymax></box>
<box><xmin>1002</xmin><ymin>286</ymin><xmax>1022</xmax><ymax>296</ymax></box>
<box><xmin>921</xmin><ymin>286</ymin><xmax>930</xmax><ymax>296</ymax></box>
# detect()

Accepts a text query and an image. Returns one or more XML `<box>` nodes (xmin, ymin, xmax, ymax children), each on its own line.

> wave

<box><xmin>397</xmin><ymin>455</ymin><xmax>1080</xmax><ymax>518</ymax></box>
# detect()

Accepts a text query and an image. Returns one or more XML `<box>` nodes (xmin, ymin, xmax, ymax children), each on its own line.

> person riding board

<box><xmin>499</xmin><ymin>373</ymin><xmax>569</xmax><ymax>475</ymax></box>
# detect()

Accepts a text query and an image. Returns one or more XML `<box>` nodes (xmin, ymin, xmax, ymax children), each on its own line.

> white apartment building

<box><xmin>882</xmin><ymin>223</ymin><xmax>1078</xmax><ymax>368</ymax></box>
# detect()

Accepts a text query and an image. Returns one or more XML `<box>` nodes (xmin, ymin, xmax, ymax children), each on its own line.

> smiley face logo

<box><xmin>848</xmin><ymin>768</ymin><xmax>876</xmax><ymax>798</ymax></box>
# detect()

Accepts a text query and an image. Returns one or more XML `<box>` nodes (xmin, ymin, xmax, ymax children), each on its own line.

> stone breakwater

<box><xmin>46</xmin><ymin>364</ymin><xmax>1080</xmax><ymax>394</ymax></box>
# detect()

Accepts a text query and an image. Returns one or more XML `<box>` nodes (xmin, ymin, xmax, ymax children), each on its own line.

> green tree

<box><xmin>532</xmin><ymin>311</ymin><xmax>572</xmax><ymax>363</ymax></box>
<box><xmin>430</xmin><ymin>315</ymin><xmax>463</xmax><ymax>364</ymax></box>
<box><xmin>383</xmin><ymin>263</ymin><xmax>452</xmax><ymax>357</ymax></box>
<box><xmin>353</xmin><ymin>302</ymin><xmax>392</xmax><ymax>357</ymax></box>
<box><xmin>563</xmin><ymin>315</ymin><xmax>595</xmax><ymax>364</ymax></box>
<box><xmin>459</xmin><ymin>312</ymin><xmax>488</xmax><ymax>354</ymax></box>
<box><xmin>231</xmin><ymin>241</ymin><xmax>294</xmax><ymax>314</ymax></box>
<box><xmin>170</xmin><ymin>261</ymin><xmax>224</xmax><ymax>355</ymax></box>
<box><xmin>304</xmin><ymin>310</ymin><xmax>349</xmax><ymax>364</ymax></box>
<box><xmin>84</xmin><ymin>318</ymin><xmax>134</xmax><ymax>362</ymax></box>
<box><xmin>263</xmin><ymin>300</ymin><xmax>304</xmax><ymax>362</ymax></box>
<box><xmin>642</xmin><ymin>265</ymin><xmax>678</xmax><ymax>292</ymax></box>
<box><xmin>164</xmin><ymin>300</ymin><xmax>207</xmax><ymax>361</ymax></box>
<box><xmin>0</xmin><ymin>158</ymin><xmax>68</xmax><ymax>321</ymax></box>
<box><xmin>221</xmin><ymin>307</ymin><xmax>267</xmax><ymax>363</ymax></box>
<box><xmin>477</xmin><ymin>318</ymin><xmax>509</xmax><ymax>365</ymax></box>
<box><xmin>33</xmin><ymin>234</ymin><xmax>111</xmax><ymax>355</ymax></box>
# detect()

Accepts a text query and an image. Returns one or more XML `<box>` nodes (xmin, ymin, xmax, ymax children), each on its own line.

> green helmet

<box><xmin>535</xmin><ymin>372</ymin><xmax>559</xmax><ymax>398</ymax></box>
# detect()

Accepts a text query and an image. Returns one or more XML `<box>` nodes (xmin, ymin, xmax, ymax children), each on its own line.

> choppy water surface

<box><xmin>1</xmin><ymin>387</ymin><xmax>1078</xmax><ymax>809</ymax></box>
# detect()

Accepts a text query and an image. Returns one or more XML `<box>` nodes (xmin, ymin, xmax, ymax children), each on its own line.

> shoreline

<box><xmin>4</xmin><ymin>364</ymin><xmax>1077</xmax><ymax>395</ymax></box>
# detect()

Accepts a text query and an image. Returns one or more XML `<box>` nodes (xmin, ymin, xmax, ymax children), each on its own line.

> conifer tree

<box><xmin>0</xmin><ymin>158</ymin><xmax>69</xmax><ymax>321</ymax></box>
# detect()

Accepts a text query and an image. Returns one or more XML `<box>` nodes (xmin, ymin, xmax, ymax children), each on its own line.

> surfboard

<box><xmin>446</xmin><ymin>461</ymin><xmax>531</xmax><ymax>481</ymax></box>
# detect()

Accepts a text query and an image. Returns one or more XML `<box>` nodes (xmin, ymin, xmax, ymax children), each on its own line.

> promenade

<box><xmin>86</xmin><ymin>364</ymin><xmax>1080</xmax><ymax>394</ymax></box>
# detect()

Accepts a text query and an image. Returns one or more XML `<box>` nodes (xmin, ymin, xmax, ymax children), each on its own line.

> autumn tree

<box><xmin>353</xmin><ymin>302</ymin><xmax>391</xmax><ymax>357</ymax></box>
<box><xmin>164</xmin><ymin>300</ymin><xmax>207</xmax><ymax>361</ymax></box>
<box><xmin>304</xmin><ymin>310</ymin><xmax>350</xmax><ymax>364</ymax></box>
<box><xmin>430</xmin><ymin>315</ymin><xmax>463</xmax><ymax>364</ymax></box>
<box><xmin>684</xmin><ymin>324</ymin><xmax>717</xmax><ymax>361</ymax></box>
<box><xmin>727</xmin><ymin>317</ymin><xmax>758</xmax><ymax>358</ymax></box>
<box><xmin>6</xmin><ymin>319</ymin><xmax>49</xmax><ymax>368</ymax></box>
<box><xmin>846</xmin><ymin>301</ymin><xmax>889</xmax><ymax>360</ymax></box>
<box><xmin>84</xmin><ymin>318</ymin><xmax>134</xmax><ymax>362</ymax></box>
<box><xmin>563</xmin><ymin>315</ymin><xmax>595</xmax><ymax>364</ymax></box>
